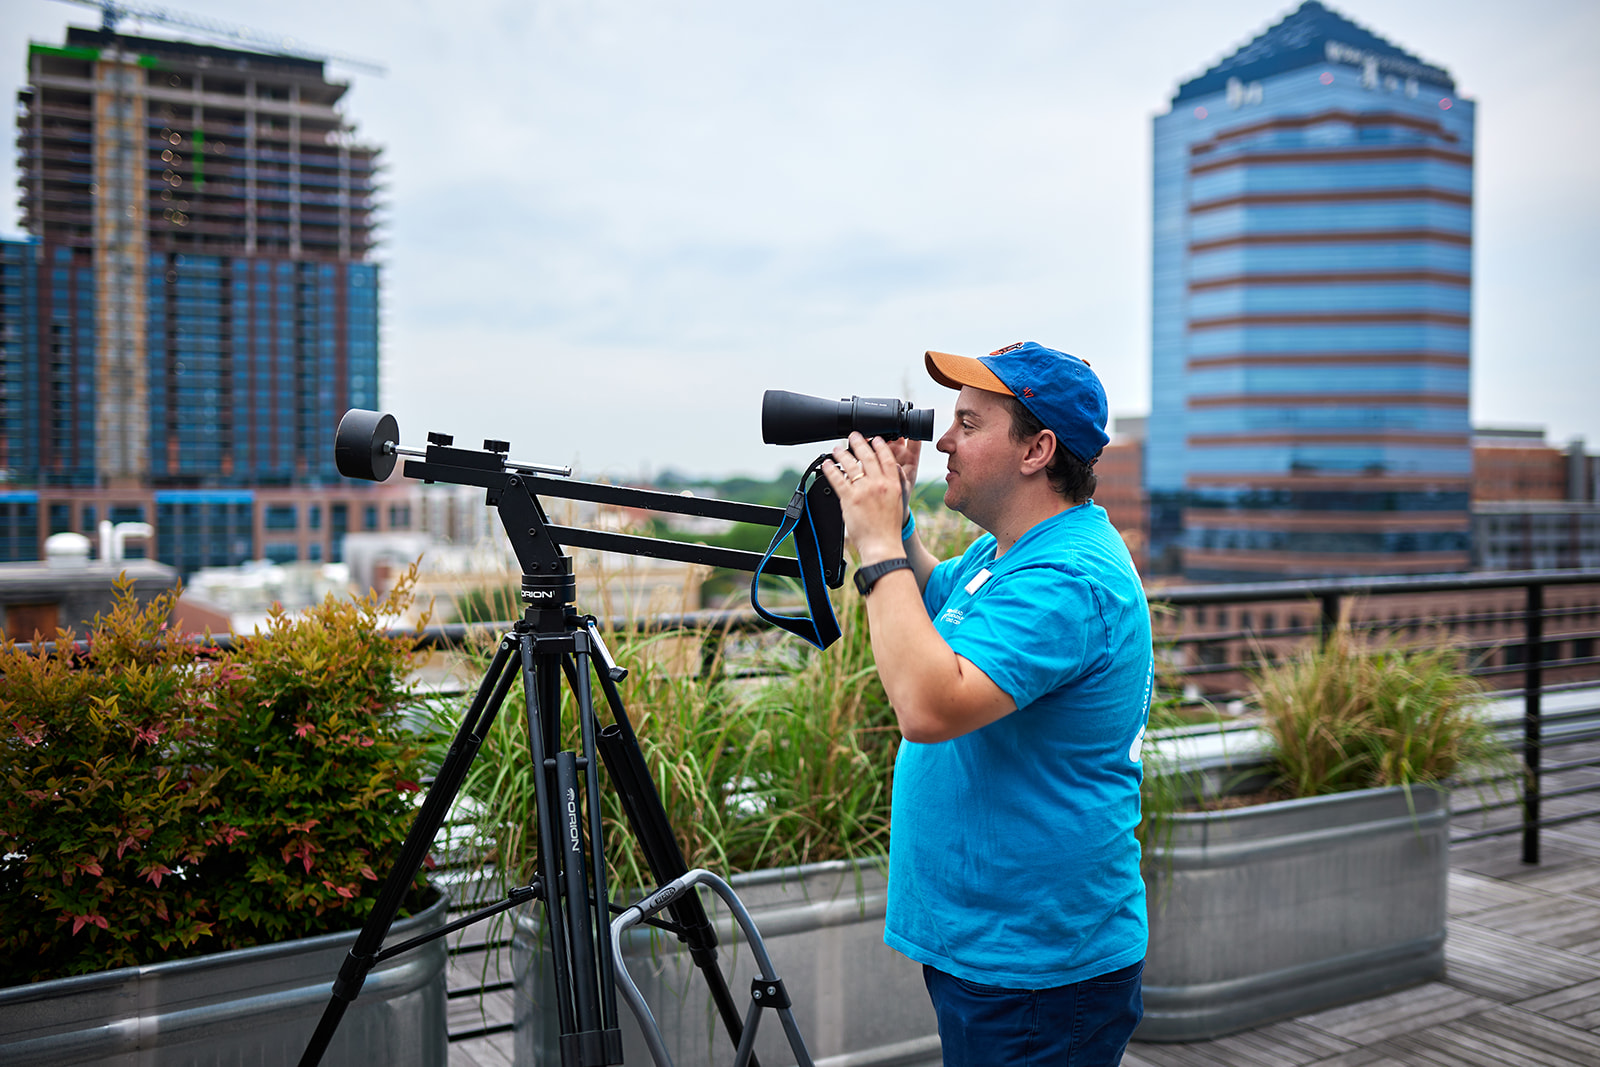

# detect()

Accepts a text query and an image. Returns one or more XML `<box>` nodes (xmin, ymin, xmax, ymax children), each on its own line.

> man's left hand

<box><xmin>821</xmin><ymin>432</ymin><xmax>905</xmax><ymax>563</ymax></box>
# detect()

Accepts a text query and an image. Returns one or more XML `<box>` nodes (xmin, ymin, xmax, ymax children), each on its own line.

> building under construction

<box><xmin>1</xmin><ymin>25</ymin><xmax>412</xmax><ymax>572</ymax></box>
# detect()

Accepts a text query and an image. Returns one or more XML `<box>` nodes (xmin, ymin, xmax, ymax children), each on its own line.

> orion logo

<box><xmin>522</xmin><ymin>588</ymin><xmax>556</xmax><ymax>601</ymax></box>
<box><xmin>565</xmin><ymin>788</ymin><xmax>580</xmax><ymax>853</ymax></box>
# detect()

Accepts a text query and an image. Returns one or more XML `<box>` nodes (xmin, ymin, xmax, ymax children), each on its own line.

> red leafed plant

<box><xmin>0</xmin><ymin>578</ymin><xmax>225</xmax><ymax>979</ymax></box>
<box><xmin>0</xmin><ymin>571</ymin><xmax>430</xmax><ymax>984</ymax></box>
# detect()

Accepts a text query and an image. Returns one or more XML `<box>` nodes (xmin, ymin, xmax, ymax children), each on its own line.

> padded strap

<box><xmin>750</xmin><ymin>456</ymin><xmax>842</xmax><ymax>650</ymax></box>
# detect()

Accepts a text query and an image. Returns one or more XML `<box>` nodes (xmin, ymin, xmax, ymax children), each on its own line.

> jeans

<box><xmin>922</xmin><ymin>960</ymin><xmax>1144</xmax><ymax>1066</ymax></box>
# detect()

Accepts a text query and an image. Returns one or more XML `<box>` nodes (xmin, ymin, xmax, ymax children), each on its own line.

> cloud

<box><xmin>4</xmin><ymin>0</ymin><xmax>1597</xmax><ymax>475</ymax></box>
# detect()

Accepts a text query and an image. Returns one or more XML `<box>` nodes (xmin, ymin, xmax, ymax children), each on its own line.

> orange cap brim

<box><xmin>924</xmin><ymin>350</ymin><xmax>1013</xmax><ymax>396</ymax></box>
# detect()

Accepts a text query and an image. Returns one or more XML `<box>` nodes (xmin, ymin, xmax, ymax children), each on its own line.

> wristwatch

<box><xmin>854</xmin><ymin>557</ymin><xmax>912</xmax><ymax>596</ymax></box>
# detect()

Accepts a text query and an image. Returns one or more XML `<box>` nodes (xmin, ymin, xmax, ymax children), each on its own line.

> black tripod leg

<box><xmin>572</xmin><ymin>645</ymin><xmax>624</xmax><ymax>1054</ymax></box>
<box><xmin>521</xmin><ymin>637</ymin><xmax>582</xmax><ymax>1059</ymax></box>
<box><xmin>556</xmin><ymin>750</ymin><xmax>605</xmax><ymax>1058</ymax></box>
<box><xmin>299</xmin><ymin>636</ymin><xmax>522</xmax><ymax>1067</ymax></box>
<box><xmin>586</xmin><ymin>645</ymin><xmax>756</xmax><ymax>1064</ymax></box>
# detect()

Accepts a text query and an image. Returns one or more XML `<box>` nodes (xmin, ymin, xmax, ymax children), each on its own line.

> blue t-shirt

<box><xmin>883</xmin><ymin>502</ymin><xmax>1152</xmax><ymax>988</ymax></box>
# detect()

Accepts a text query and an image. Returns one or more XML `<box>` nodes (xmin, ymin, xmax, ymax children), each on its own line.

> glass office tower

<box><xmin>1150</xmin><ymin>1</ymin><xmax>1473</xmax><ymax>581</ymax></box>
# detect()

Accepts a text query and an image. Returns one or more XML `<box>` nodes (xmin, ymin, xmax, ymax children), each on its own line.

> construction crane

<box><xmin>48</xmin><ymin>0</ymin><xmax>387</xmax><ymax>75</ymax></box>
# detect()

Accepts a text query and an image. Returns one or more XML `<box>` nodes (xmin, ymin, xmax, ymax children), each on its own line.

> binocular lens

<box><xmin>762</xmin><ymin>391</ymin><xmax>936</xmax><ymax>446</ymax></box>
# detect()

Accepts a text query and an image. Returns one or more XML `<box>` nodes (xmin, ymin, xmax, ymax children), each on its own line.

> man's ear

<box><xmin>1020</xmin><ymin>430</ymin><xmax>1057</xmax><ymax>477</ymax></box>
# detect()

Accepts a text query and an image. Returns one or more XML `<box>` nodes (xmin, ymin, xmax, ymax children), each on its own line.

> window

<box><xmin>388</xmin><ymin>504</ymin><xmax>410</xmax><ymax>530</ymax></box>
<box><xmin>364</xmin><ymin>505</ymin><xmax>378</xmax><ymax>531</ymax></box>
<box><xmin>308</xmin><ymin>504</ymin><xmax>321</xmax><ymax>530</ymax></box>
<box><xmin>264</xmin><ymin>543</ymin><xmax>298</xmax><ymax>563</ymax></box>
<box><xmin>264</xmin><ymin>504</ymin><xmax>297</xmax><ymax>530</ymax></box>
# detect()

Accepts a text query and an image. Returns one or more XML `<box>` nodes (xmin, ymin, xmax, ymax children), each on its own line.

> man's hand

<box><xmin>887</xmin><ymin>436</ymin><xmax>923</xmax><ymax>524</ymax></box>
<box><xmin>821</xmin><ymin>432</ymin><xmax>906</xmax><ymax>564</ymax></box>
<box><xmin>820</xmin><ymin>432</ymin><xmax>1016</xmax><ymax>743</ymax></box>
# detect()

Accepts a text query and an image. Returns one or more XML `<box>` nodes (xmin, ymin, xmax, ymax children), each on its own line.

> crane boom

<box><xmin>48</xmin><ymin>0</ymin><xmax>387</xmax><ymax>75</ymax></box>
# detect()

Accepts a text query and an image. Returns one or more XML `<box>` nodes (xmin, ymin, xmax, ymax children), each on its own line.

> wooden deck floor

<box><xmin>450</xmin><ymin>763</ymin><xmax>1600</xmax><ymax>1066</ymax></box>
<box><xmin>1125</xmin><ymin>760</ymin><xmax>1600</xmax><ymax>1067</ymax></box>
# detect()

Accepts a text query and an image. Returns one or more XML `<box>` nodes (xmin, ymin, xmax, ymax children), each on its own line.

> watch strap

<box><xmin>854</xmin><ymin>557</ymin><xmax>912</xmax><ymax>596</ymax></box>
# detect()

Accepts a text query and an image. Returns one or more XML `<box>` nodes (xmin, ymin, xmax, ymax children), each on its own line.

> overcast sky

<box><xmin>4</xmin><ymin>0</ymin><xmax>1597</xmax><ymax>481</ymax></box>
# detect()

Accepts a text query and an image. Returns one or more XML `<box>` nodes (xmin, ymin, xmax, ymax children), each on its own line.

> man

<box><xmin>820</xmin><ymin>341</ymin><xmax>1152</xmax><ymax>1066</ymax></box>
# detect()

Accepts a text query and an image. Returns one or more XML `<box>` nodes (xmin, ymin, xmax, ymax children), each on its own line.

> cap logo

<box><xmin>989</xmin><ymin>342</ymin><xmax>1025</xmax><ymax>356</ymax></box>
<box><xmin>1021</xmin><ymin>386</ymin><xmax>1035</xmax><ymax>398</ymax></box>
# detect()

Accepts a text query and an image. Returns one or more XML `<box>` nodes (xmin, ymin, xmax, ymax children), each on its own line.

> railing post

<box><xmin>1318</xmin><ymin>593</ymin><xmax>1340</xmax><ymax>645</ymax></box>
<box><xmin>1523</xmin><ymin>582</ymin><xmax>1543</xmax><ymax>865</ymax></box>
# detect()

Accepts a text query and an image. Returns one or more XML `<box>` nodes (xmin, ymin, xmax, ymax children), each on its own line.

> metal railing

<box><xmin>16</xmin><ymin>567</ymin><xmax>1597</xmax><ymax>1047</ymax></box>
<box><xmin>1146</xmin><ymin>568</ymin><xmax>1600</xmax><ymax>865</ymax></box>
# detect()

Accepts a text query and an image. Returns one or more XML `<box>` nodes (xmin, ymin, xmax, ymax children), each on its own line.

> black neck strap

<box><xmin>750</xmin><ymin>455</ymin><xmax>843</xmax><ymax>650</ymax></box>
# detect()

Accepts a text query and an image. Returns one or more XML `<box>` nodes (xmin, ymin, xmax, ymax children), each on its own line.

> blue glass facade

<box><xmin>147</xmin><ymin>254</ymin><xmax>375</xmax><ymax>486</ymax></box>
<box><xmin>154</xmin><ymin>489</ymin><xmax>254</xmax><ymax>574</ymax></box>
<box><xmin>4</xmin><ymin>242</ymin><xmax>100</xmax><ymax>488</ymax></box>
<box><xmin>1150</xmin><ymin>1</ymin><xmax>1474</xmax><ymax>580</ymax></box>
<box><xmin>4</xmin><ymin>247</ymin><xmax>378</xmax><ymax>491</ymax></box>
<box><xmin>0</xmin><ymin>239</ymin><xmax>41</xmax><ymax>490</ymax></box>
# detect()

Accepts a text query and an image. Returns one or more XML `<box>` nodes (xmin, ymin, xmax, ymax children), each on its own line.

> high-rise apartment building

<box><xmin>2</xmin><ymin>26</ymin><xmax>407</xmax><ymax>571</ymax></box>
<box><xmin>1149</xmin><ymin>1</ymin><xmax>1474</xmax><ymax>581</ymax></box>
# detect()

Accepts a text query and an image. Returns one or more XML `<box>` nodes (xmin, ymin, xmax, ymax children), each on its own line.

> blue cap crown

<box><xmin>976</xmin><ymin>342</ymin><xmax>1110</xmax><ymax>464</ymax></box>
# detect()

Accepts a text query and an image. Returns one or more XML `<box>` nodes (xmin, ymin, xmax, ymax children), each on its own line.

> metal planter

<box><xmin>513</xmin><ymin>858</ymin><xmax>941</xmax><ymax>1066</ymax></box>
<box><xmin>1139</xmin><ymin>784</ymin><xmax>1449</xmax><ymax>1042</ymax></box>
<box><xmin>0</xmin><ymin>892</ymin><xmax>448</xmax><ymax>1067</ymax></box>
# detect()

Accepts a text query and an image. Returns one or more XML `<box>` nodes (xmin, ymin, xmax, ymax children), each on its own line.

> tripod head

<box><xmin>335</xmin><ymin>409</ymin><xmax>840</xmax><ymax>628</ymax></box>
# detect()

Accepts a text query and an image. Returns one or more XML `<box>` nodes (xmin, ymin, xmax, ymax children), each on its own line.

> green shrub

<box><xmin>0</xmin><ymin>573</ymin><xmax>430</xmax><ymax>984</ymax></box>
<box><xmin>198</xmin><ymin>574</ymin><xmax>431</xmax><ymax>948</ymax></box>
<box><xmin>0</xmin><ymin>579</ymin><xmax>225</xmax><ymax>979</ymax></box>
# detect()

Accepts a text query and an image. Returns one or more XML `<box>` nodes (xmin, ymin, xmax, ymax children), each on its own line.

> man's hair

<box><xmin>1000</xmin><ymin>395</ymin><xmax>1100</xmax><ymax>502</ymax></box>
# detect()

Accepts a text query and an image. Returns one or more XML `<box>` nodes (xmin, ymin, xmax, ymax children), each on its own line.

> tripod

<box><xmin>301</xmin><ymin>413</ymin><xmax>838</xmax><ymax>1067</ymax></box>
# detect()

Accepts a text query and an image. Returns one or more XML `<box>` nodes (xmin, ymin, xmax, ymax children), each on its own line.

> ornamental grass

<box><xmin>1252</xmin><ymin>620</ymin><xmax>1505</xmax><ymax>799</ymax></box>
<box><xmin>435</xmin><ymin>509</ymin><xmax>980</xmax><ymax>901</ymax></box>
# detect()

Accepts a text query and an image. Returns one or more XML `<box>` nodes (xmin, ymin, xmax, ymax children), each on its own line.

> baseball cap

<box><xmin>924</xmin><ymin>341</ymin><xmax>1110</xmax><ymax>463</ymax></box>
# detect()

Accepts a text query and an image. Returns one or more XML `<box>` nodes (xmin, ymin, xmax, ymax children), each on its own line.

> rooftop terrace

<box><xmin>1125</xmin><ymin>751</ymin><xmax>1600</xmax><ymax>1067</ymax></box>
<box><xmin>444</xmin><ymin>730</ymin><xmax>1600</xmax><ymax>1067</ymax></box>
